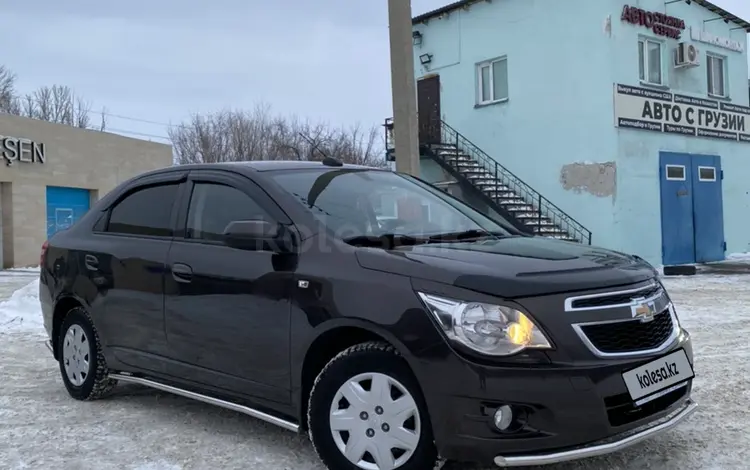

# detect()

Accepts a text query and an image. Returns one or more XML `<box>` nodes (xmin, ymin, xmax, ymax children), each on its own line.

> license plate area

<box><xmin>622</xmin><ymin>349</ymin><xmax>694</xmax><ymax>405</ymax></box>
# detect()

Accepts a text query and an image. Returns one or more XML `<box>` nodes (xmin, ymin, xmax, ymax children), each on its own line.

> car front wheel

<box><xmin>308</xmin><ymin>341</ymin><xmax>437</xmax><ymax>470</ymax></box>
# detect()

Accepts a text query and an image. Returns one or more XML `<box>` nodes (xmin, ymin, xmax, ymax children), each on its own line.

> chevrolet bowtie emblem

<box><xmin>631</xmin><ymin>297</ymin><xmax>657</xmax><ymax>323</ymax></box>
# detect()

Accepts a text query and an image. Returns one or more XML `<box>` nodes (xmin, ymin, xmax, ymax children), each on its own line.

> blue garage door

<box><xmin>46</xmin><ymin>186</ymin><xmax>91</xmax><ymax>238</ymax></box>
<box><xmin>691</xmin><ymin>155</ymin><xmax>724</xmax><ymax>263</ymax></box>
<box><xmin>659</xmin><ymin>152</ymin><xmax>724</xmax><ymax>265</ymax></box>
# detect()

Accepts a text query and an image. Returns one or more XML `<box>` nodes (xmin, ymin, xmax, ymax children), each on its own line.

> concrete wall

<box><xmin>0</xmin><ymin>114</ymin><xmax>172</xmax><ymax>267</ymax></box>
<box><xmin>413</xmin><ymin>0</ymin><xmax>749</xmax><ymax>265</ymax></box>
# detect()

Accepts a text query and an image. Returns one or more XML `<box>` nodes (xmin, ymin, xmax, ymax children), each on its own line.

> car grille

<box><xmin>570</xmin><ymin>283</ymin><xmax>662</xmax><ymax>309</ymax></box>
<box><xmin>579</xmin><ymin>308</ymin><xmax>674</xmax><ymax>354</ymax></box>
<box><xmin>604</xmin><ymin>382</ymin><xmax>689</xmax><ymax>427</ymax></box>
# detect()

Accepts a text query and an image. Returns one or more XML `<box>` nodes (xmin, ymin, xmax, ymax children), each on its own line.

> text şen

<box><xmin>1</xmin><ymin>137</ymin><xmax>46</xmax><ymax>166</ymax></box>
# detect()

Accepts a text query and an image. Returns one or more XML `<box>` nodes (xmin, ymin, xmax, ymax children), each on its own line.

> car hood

<box><xmin>354</xmin><ymin>236</ymin><xmax>657</xmax><ymax>298</ymax></box>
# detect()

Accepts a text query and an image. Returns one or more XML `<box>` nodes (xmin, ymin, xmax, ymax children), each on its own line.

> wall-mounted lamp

<box><xmin>412</xmin><ymin>31</ymin><xmax>423</xmax><ymax>46</ymax></box>
<box><xmin>704</xmin><ymin>16</ymin><xmax>728</xmax><ymax>24</ymax></box>
<box><xmin>419</xmin><ymin>53</ymin><xmax>433</xmax><ymax>65</ymax></box>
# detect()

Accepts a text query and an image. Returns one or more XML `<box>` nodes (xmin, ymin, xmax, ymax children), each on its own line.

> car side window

<box><xmin>186</xmin><ymin>182</ymin><xmax>269</xmax><ymax>242</ymax></box>
<box><xmin>106</xmin><ymin>183</ymin><xmax>179</xmax><ymax>237</ymax></box>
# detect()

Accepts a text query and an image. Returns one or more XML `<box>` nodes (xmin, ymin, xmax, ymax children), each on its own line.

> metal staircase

<box><xmin>384</xmin><ymin>118</ymin><xmax>592</xmax><ymax>244</ymax></box>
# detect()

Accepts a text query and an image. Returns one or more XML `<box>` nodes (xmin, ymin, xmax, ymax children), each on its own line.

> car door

<box><xmin>164</xmin><ymin>170</ymin><xmax>294</xmax><ymax>405</ymax></box>
<box><xmin>90</xmin><ymin>173</ymin><xmax>186</xmax><ymax>372</ymax></box>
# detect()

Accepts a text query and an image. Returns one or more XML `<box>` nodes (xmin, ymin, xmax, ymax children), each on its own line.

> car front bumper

<box><xmin>413</xmin><ymin>330</ymin><xmax>695</xmax><ymax>466</ymax></box>
<box><xmin>493</xmin><ymin>398</ymin><xmax>696</xmax><ymax>466</ymax></box>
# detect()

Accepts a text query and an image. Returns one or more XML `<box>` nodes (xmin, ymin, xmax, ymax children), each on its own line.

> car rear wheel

<box><xmin>308</xmin><ymin>341</ymin><xmax>437</xmax><ymax>470</ymax></box>
<box><xmin>58</xmin><ymin>307</ymin><xmax>117</xmax><ymax>400</ymax></box>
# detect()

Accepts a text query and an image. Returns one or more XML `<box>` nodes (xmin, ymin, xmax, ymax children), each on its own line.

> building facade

<box><xmin>405</xmin><ymin>0</ymin><xmax>750</xmax><ymax>267</ymax></box>
<box><xmin>0</xmin><ymin>114</ymin><xmax>172</xmax><ymax>267</ymax></box>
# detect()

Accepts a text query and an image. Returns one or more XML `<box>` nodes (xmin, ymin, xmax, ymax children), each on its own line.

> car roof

<box><xmin>139</xmin><ymin>160</ymin><xmax>385</xmax><ymax>179</ymax></box>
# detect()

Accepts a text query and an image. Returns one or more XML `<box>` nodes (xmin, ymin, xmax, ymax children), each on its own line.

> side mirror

<box><xmin>223</xmin><ymin>220</ymin><xmax>293</xmax><ymax>253</ymax></box>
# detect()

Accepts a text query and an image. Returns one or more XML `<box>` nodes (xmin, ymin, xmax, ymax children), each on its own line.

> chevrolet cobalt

<box><xmin>40</xmin><ymin>159</ymin><xmax>696</xmax><ymax>469</ymax></box>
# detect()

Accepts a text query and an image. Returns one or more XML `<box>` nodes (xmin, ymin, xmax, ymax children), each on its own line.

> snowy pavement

<box><xmin>0</xmin><ymin>271</ymin><xmax>749</xmax><ymax>469</ymax></box>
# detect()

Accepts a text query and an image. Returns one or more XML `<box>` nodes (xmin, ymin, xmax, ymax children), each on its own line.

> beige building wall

<box><xmin>0</xmin><ymin>114</ymin><xmax>173</xmax><ymax>267</ymax></box>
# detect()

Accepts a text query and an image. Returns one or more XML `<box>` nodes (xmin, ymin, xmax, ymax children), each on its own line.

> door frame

<box><xmin>658</xmin><ymin>151</ymin><xmax>725</xmax><ymax>265</ymax></box>
<box><xmin>417</xmin><ymin>74</ymin><xmax>442</xmax><ymax>146</ymax></box>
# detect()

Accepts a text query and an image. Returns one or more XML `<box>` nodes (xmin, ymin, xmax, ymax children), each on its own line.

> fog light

<box><xmin>493</xmin><ymin>405</ymin><xmax>513</xmax><ymax>430</ymax></box>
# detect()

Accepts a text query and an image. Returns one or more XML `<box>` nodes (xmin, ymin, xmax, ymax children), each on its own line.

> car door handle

<box><xmin>171</xmin><ymin>263</ymin><xmax>193</xmax><ymax>283</ymax></box>
<box><xmin>84</xmin><ymin>254</ymin><xmax>99</xmax><ymax>271</ymax></box>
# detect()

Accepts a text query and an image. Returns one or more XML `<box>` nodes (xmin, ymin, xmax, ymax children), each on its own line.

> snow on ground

<box><xmin>0</xmin><ymin>272</ymin><xmax>749</xmax><ymax>469</ymax></box>
<box><xmin>0</xmin><ymin>278</ymin><xmax>43</xmax><ymax>336</ymax></box>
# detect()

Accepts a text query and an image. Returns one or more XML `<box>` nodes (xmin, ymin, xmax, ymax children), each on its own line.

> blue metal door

<box><xmin>691</xmin><ymin>154</ymin><xmax>724</xmax><ymax>263</ymax></box>
<box><xmin>46</xmin><ymin>186</ymin><xmax>91</xmax><ymax>238</ymax></box>
<box><xmin>659</xmin><ymin>152</ymin><xmax>695</xmax><ymax>265</ymax></box>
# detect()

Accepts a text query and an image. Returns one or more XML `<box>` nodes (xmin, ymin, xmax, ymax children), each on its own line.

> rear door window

<box><xmin>106</xmin><ymin>183</ymin><xmax>179</xmax><ymax>237</ymax></box>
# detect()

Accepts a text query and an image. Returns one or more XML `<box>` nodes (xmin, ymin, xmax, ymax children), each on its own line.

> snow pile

<box><xmin>727</xmin><ymin>252</ymin><xmax>750</xmax><ymax>262</ymax></box>
<box><xmin>6</xmin><ymin>266</ymin><xmax>40</xmax><ymax>272</ymax></box>
<box><xmin>0</xmin><ymin>279</ymin><xmax>44</xmax><ymax>335</ymax></box>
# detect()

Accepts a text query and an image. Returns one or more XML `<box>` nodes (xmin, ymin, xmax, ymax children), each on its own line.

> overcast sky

<box><xmin>1</xmin><ymin>0</ymin><xmax>749</xmax><ymax>145</ymax></box>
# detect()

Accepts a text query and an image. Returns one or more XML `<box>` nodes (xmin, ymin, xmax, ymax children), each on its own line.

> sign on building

<box><xmin>621</xmin><ymin>5</ymin><xmax>685</xmax><ymax>39</ymax></box>
<box><xmin>1</xmin><ymin>136</ymin><xmax>46</xmax><ymax>166</ymax></box>
<box><xmin>689</xmin><ymin>27</ymin><xmax>744</xmax><ymax>53</ymax></box>
<box><xmin>613</xmin><ymin>83</ymin><xmax>750</xmax><ymax>143</ymax></box>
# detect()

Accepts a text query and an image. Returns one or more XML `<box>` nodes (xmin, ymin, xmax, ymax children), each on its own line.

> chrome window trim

<box><xmin>572</xmin><ymin>303</ymin><xmax>681</xmax><ymax>358</ymax></box>
<box><xmin>564</xmin><ymin>282</ymin><xmax>662</xmax><ymax>312</ymax></box>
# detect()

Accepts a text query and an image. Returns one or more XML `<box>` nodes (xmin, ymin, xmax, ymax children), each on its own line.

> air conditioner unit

<box><xmin>675</xmin><ymin>42</ymin><xmax>700</xmax><ymax>68</ymax></box>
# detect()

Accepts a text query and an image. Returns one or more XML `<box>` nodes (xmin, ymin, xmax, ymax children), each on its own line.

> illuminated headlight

<box><xmin>417</xmin><ymin>293</ymin><xmax>552</xmax><ymax>356</ymax></box>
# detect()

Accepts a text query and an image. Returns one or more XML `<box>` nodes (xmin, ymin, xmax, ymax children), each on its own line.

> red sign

<box><xmin>621</xmin><ymin>5</ymin><xmax>685</xmax><ymax>39</ymax></box>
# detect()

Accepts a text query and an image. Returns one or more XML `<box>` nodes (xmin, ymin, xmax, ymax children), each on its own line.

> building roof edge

<box><xmin>412</xmin><ymin>0</ymin><xmax>750</xmax><ymax>32</ymax></box>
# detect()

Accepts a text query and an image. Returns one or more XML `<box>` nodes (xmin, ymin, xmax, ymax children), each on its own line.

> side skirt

<box><xmin>108</xmin><ymin>372</ymin><xmax>300</xmax><ymax>433</ymax></box>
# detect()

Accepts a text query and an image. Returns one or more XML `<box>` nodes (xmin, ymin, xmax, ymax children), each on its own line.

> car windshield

<box><xmin>268</xmin><ymin>168</ymin><xmax>514</xmax><ymax>240</ymax></box>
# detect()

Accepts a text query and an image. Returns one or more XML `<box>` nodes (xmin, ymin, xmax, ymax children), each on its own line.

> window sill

<box><xmin>639</xmin><ymin>81</ymin><xmax>669</xmax><ymax>90</ymax></box>
<box><xmin>708</xmin><ymin>93</ymin><xmax>731</xmax><ymax>102</ymax></box>
<box><xmin>475</xmin><ymin>98</ymin><xmax>509</xmax><ymax>109</ymax></box>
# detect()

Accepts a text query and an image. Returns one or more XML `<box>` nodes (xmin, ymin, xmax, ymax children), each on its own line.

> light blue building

<box><xmin>387</xmin><ymin>0</ymin><xmax>750</xmax><ymax>267</ymax></box>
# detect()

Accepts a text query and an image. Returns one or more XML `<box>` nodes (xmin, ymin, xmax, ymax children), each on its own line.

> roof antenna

<box><xmin>298</xmin><ymin>132</ymin><xmax>328</xmax><ymax>159</ymax></box>
<box><xmin>298</xmin><ymin>132</ymin><xmax>342</xmax><ymax>167</ymax></box>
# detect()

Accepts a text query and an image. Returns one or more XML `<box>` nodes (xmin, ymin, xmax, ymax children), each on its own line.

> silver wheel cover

<box><xmin>62</xmin><ymin>324</ymin><xmax>91</xmax><ymax>387</ymax></box>
<box><xmin>329</xmin><ymin>372</ymin><xmax>421</xmax><ymax>470</ymax></box>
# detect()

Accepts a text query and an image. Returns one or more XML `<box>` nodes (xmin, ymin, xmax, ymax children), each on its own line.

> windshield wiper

<box><xmin>427</xmin><ymin>229</ymin><xmax>509</xmax><ymax>243</ymax></box>
<box><xmin>343</xmin><ymin>233</ymin><xmax>428</xmax><ymax>249</ymax></box>
<box><xmin>344</xmin><ymin>230</ymin><xmax>512</xmax><ymax>248</ymax></box>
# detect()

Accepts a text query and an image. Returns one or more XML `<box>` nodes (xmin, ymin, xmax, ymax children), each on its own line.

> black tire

<box><xmin>57</xmin><ymin>306</ymin><xmax>118</xmax><ymax>400</ymax></box>
<box><xmin>308</xmin><ymin>341</ymin><xmax>438</xmax><ymax>470</ymax></box>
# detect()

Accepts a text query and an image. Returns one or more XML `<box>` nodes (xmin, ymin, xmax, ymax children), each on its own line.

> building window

<box><xmin>477</xmin><ymin>57</ymin><xmax>509</xmax><ymax>104</ymax></box>
<box><xmin>707</xmin><ymin>54</ymin><xmax>727</xmax><ymax>98</ymax></box>
<box><xmin>698</xmin><ymin>166</ymin><xmax>717</xmax><ymax>182</ymax></box>
<box><xmin>665</xmin><ymin>165</ymin><xmax>686</xmax><ymax>181</ymax></box>
<box><xmin>638</xmin><ymin>39</ymin><xmax>664</xmax><ymax>86</ymax></box>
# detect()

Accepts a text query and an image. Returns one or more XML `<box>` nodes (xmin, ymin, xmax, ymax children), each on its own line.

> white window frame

<box><xmin>638</xmin><ymin>38</ymin><xmax>665</xmax><ymax>87</ymax></box>
<box><xmin>707</xmin><ymin>53</ymin><xmax>728</xmax><ymax>98</ymax></box>
<box><xmin>665</xmin><ymin>164</ymin><xmax>686</xmax><ymax>181</ymax></box>
<box><xmin>698</xmin><ymin>166</ymin><xmax>717</xmax><ymax>182</ymax></box>
<box><xmin>476</xmin><ymin>57</ymin><xmax>509</xmax><ymax>105</ymax></box>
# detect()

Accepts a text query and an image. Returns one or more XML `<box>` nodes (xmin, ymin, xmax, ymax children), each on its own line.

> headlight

<box><xmin>417</xmin><ymin>292</ymin><xmax>552</xmax><ymax>356</ymax></box>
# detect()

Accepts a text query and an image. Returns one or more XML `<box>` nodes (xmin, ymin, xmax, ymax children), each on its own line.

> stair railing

<box><xmin>383</xmin><ymin>117</ymin><xmax>591</xmax><ymax>244</ymax></box>
<box><xmin>437</xmin><ymin>120</ymin><xmax>592</xmax><ymax>244</ymax></box>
